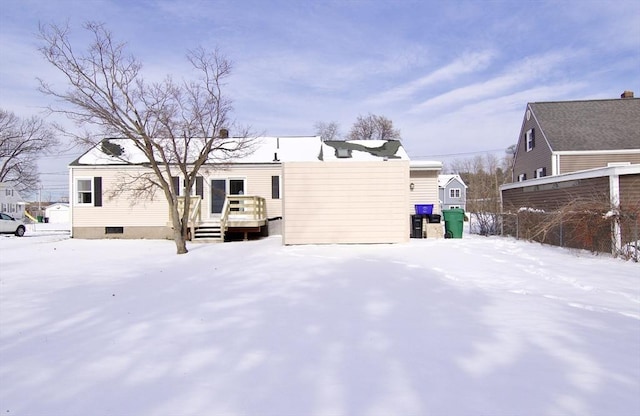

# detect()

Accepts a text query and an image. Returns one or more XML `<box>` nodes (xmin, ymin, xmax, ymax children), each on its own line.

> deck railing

<box><xmin>226</xmin><ymin>195</ymin><xmax>267</xmax><ymax>220</ymax></box>
<box><xmin>176</xmin><ymin>196</ymin><xmax>202</xmax><ymax>238</ymax></box>
<box><xmin>176</xmin><ymin>195</ymin><xmax>266</xmax><ymax>240</ymax></box>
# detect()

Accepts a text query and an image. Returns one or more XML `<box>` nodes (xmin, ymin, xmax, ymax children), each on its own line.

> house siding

<box><xmin>619</xmin><ymin>173</ymin><xmax>640</xmax><ymax>247</ymax></box>
<box><xmin>512</xmin><ymin>111</ymin><xmax>553</xmax><ymax>182</ymax></box>
<box><xmin>70</xmin><ymin>164</ymin><xmax>285</xmax><ymax>239</ymax></box>
<box><xmin>502</xmin><ymin>177</ymin><xmax>610</xmax><ymax>211</ymax></box>
<box><xmin>558</xmin><ymin>153</ymin><xmax>640</xmax><ymax>174</ymax></box>
<box><xmin>441</xmin><ymin>178</ymin><xmax>466</xmax><ymax>210</ymax></box>
<box><xmin>410</xmin><ymin>170</ymin><xmax>439</xmax><ymax>215</ymax></box>
<box><xmin>282</xmin><ymin>161</ymin><xmax>410</xmax><ymax>244</ymax></box>
<box><xmin>204</xmin><ymin>165</ymin><xmax>283</xmax><ymax>219</ymax></box>
<box><xmin>71</xmin><ymin>166</ymin><xmax>172</xmax><ymax>239</ymax></box>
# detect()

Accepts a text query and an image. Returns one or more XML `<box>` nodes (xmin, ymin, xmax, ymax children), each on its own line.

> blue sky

<box><xmin>1</xmin><ymin>0</ymin><xmax>639</xmax><ymax>200</ymax></box>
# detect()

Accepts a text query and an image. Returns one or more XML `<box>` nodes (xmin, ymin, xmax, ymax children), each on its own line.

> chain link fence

<box><xmin>469</xmin><ymin>211</ymin><xmax>639</xmax><ymax>261</ymax></box>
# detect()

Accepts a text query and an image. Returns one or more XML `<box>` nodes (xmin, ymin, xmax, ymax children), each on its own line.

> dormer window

<box><xmin>525</xmin><ymin>129</ymin><xmax>535</xmax><ymax>152</ymax></box>
<box><xmin>518</xmin><ymin>173</ymin><xmax>527</xmax><ymax>182</ymax></box>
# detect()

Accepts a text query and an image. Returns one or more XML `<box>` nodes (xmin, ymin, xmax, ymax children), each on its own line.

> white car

<box><xmin>0</xmin><ymin>212</ymin><xmax>26</xmax><ymax>237</ymax></box>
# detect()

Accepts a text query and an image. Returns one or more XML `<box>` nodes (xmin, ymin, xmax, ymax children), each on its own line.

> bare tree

<box><xmin>347</xmin><ymin>113</ymin><xmax>401</xmax><ymax>141</ymax></box>
<box><xmin>38</xmin><ymin>22</ymin><xmax>252</xmax><ymax>254</ymax></box>
<box><xmin>0</xmin><ymin>109</ymin><xmax>58</xmax><ymax>195</ymax></box>
<box><xmin>314</xmin><ymin>121</ymin><xmax>341</xmax><ymax>141</ymax></box>
<box><xmin>448</xmin><ymin>153</ymin><xmax>511</xmax><ymax>235</ymax></box>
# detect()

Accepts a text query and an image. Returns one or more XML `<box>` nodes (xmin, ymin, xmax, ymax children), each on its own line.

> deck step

<box><xmin>193</xmin><ymin>224</ymin><xmax>223</xmax><ymax>241</ymax></box>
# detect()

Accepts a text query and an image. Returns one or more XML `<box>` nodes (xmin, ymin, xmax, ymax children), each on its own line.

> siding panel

<box><xmin>559</xmin><ymin>153</ymin><xmax>640</xmax><ymax>174</ymax></box>
<box><xmin>283</xmin><ymin>161</ymin><xmax>410</xmax><ymax>244</ymax></box>
<box><xmin>409</xmin><ymin>170</ymin><xmax>439</xmax><ymax>215</ymax></box>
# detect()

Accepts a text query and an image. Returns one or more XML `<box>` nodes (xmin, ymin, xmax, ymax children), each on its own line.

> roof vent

<box><xmin>621</xmin><ymin>90</ymin><xmax>634</xmax><ymax>99</ymax></box>
<box><xmin>336</xmin><ymin>148</ymin><xmax>352</xmax><ymax>158</ymax></box>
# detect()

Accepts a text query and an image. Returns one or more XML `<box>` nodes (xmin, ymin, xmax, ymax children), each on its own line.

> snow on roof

<box><xmin>236</xmin><ymin>136</ymin><xmax>323</xmax><ymax>163</ymax></box>
<box><xmin>71</xmin><ymin>137</ymin><xmax>415</xmax><ymax>166</ymax></box>
<box><xmin>438</xmin><ymin>174</ymin><xmax>467</xmax><ymax>188</ymax></box>
<box><xmin>74</xmin><ymin>138</ymin><xmax>150</xmax><ymax>165</ymax></box>
<box><xmin>72</xmin><ymin>136</ymin><xmax>324</xmax><ymax>166</ymax></box>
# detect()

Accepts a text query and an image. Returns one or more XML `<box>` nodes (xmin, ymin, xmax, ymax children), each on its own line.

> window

<box><xmin>518</xmin><ymin>173</ymin><xmax>527</xmax><ymax>182</ymax></box>
<box><xmin>535</xmin><ymin>167</ymin><xmax>546</xmax><ymax>178</ymax></box>
<box><xmin>271</xmin><ymin>176</ymin><xmax>280</xmax><ymax>199</ymax></box>
<box><xmin>76</xmin><ymin>177</ymin><xmax>102</xmax><ymax>206</ymax></box>
<box><xmin>77</xmin><ymin>179</ymin><xmax>93</xmax><ymax>204</ymax></box>
<box><xmin>105</xmin><ymin>227</ymin><xmax>124</xmax><ymax>234</ymax></box>
<box><xmin>449</xmin><ymin>188</ymin><xmax>461</xmax><ymax>198</ymax></box>
<box><xmin>172</xmin><ymin>176</ymin><xmax>203</xmax><ymax>197</ymax></box>
<box><xmin>525</xmin><ymin>129</ymin><xmax>535</xmax><ymax>152</ymax></box>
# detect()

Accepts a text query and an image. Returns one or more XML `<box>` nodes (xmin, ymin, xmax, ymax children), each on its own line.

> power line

<box><xmin>412</xmin><ymin>148</ymin><xmax>507</xmax><ymax>159</ymax></box>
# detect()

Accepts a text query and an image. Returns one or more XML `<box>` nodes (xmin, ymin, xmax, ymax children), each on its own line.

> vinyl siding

<box><xmin>502</xmin><ymin>177</ymin><xmax>610</xmax><ymax>212</ymax></box>
<box><xmin>71</xmin><ymin>164</ymin><xmax>284</xmax><ymax>229</ymax></box>
<box><xmin>204</xmin><ymin>165</ymin><xmax>283</xmax><ymax>219</ymax></box>
<box><xmin>409</xmin><ymin>170</ymin><xmax>439</xmax><ymax>215</ymax></box>
<box><xmin>512</xmin><ymin>113</ymin><xmax>553</xmax><ymax>182</ymax></box>
<box><xmin>71</xmin><ymin>166</ymin><xmax>170</xmax><ymax>228</ymax></box>
<box><xmin>282</xmin><ymin>161</ymin><xmax>410</xmax><ymax>244</ymax></box>
<box><xmin>619</xmin><ymin>174</ymin><xmax>640</xmax><ymax>246</ymax></box>
<box><xmin>558</xmin><ymin>153</ymin><xmax>640</xmax><ymax>174</ymax></box>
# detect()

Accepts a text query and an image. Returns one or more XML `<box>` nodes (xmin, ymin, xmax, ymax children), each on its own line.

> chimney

<box><xmin>620</xmin><ymin>90</ymin><xmax>634</xmax><ymax>99</ymax></box>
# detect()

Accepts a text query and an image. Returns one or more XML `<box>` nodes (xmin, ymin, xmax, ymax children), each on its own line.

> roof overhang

<box><xmin>410</xmin><ymin>160</ymin><xmax>443</xmax><ymax>171</ymax></box>
<box><xmin>501</xmin><ymin>163</ymin><xmax>640</xmax><ymax>191</ymax></box>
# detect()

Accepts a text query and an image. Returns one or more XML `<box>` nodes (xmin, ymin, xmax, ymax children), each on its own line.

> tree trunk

<box><xmin>173</xmin><ymin>226</ymin><xmax>188</xmax><ymax>254</ymax></box>
<box><xmin>168</xmin><ymin>199</ymin><xmax>188</xmax><ymax>254</ymax></box>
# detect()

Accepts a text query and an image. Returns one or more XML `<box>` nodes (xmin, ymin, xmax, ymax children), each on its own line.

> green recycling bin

<box><xmin>442</xmin><ymin>208</ymin><xmax>465</xmax><ymax>238</ymax></box>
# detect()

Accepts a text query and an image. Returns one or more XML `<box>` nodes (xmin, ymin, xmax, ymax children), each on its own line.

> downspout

<box><xmin>609</xmin><ymin>173</ymin><xmax>621</xmax><ymax>255</ymax></box>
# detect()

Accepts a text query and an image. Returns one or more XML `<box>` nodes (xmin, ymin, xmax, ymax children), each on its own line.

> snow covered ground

<box><xmin>1</xmin><ymin>227</ymin><xmax>639</xmax><ymax>416</ymax></box>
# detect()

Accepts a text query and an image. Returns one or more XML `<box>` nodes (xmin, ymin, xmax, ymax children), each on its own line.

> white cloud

<box><xmin>367</xmin><ymin>50</ymin><xmax>496</xmax><ymax>105</ymax></box>
<box><xmin>409</xmin><ymin>50</ymin><xmax>581</xmax><ymax>115</ymax></box>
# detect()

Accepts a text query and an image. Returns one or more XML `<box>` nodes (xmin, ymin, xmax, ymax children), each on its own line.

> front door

<box><xmin>210</xmin><ymin>179</ymin><xmax>226</xmax><ymax>214</ymax></box>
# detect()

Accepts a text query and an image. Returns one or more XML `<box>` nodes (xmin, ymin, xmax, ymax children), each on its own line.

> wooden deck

<box><xmin>177</xmin><ymin>195</ymin><xmax>267</xmax><ymax>241</ymax></box>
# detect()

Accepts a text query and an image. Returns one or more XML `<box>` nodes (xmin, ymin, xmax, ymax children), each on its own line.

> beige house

<box><xmin>69</xmin><ymin>137</ymin><xmax>443</xmax><ymax>244</ymax></box>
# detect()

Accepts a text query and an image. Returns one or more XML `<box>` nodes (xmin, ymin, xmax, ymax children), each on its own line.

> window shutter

<box><xmin>196</xmin><ymin>176</ymin><xmax>204</xmax><ymax>198</ymax></box>
<box><xmin>542</xmin><ymin>167</ymin><xmax>546</xmax><ymax>177</ymax></box>
<box><xmin>94</xmin><ymin>177</ymin><xmax>102</xmax><ymax>207</ymax></box>
<box><xmin>271</xmin><ymin>176</ymin><xmax>280</xmax><ymax>199</ymax></box>
<box><xmin>172</xmin><ymin>176</ymin><xmax>180</xmax><ymax>195</ymax></box>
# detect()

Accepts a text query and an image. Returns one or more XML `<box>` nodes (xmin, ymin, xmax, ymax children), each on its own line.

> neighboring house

<box><xmin>512</xmin><ymin>91</ymin><xmax>640</xmax><ymax>182</ymax></box>
<box><xmin>0</xmin><ymin>182</ymin><xmax>26</xmax><ymax>219</ymax></box>
<box><xmin>44</xmin><ymin>203</ymin><xmax>70</xmax><ymax>224</ymax></box>
<box><xmin>69</xmin><ymin>137</ymin><xmax>442</xmax><ymax>244</ymax></box>
<box><xmin>438</xmin><ymin>174</ymin><xmax>467</xmax><ymax>211</ymax></box>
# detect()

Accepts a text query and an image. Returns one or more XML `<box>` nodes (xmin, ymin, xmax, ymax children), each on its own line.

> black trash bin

<box><xmin>428</xmin><ymin>214</ymin><xmax>441</xmax><ymax>223</ymax></box>
<box><xmin>411</xmin><ymin>214</ymin><xmax>425</xmax><ymax>238</ymax></box>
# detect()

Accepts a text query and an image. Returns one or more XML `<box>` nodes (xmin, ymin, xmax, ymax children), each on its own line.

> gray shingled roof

<box><xmin>530</xmin><ymin>98</ymin><xmax>640</xmax><ymax>151</ymax></box>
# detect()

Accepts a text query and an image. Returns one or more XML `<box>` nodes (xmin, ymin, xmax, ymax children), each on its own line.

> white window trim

<box><xmin>535</xmin><ymin>167</ymin><xmax>545</xmax><ymax>178</ymax></box>
<box><xmin>525</xmin><ymin>129</ymin><xmax>534</xmax><ymax>152</ymax></box>
<box><xmin>449</xmin><ymin>188</ymin><xmax>461</xmax><ymax>198</ymax></box>
<box><xmin>518</xmin><ymin>173</ymin><xmax>526</xmax><ymax>182</ymax></box>
<box><xmin>76</xmin><ymin>178</ymin><xmax>93</xmax><ymax>205</ymax></box>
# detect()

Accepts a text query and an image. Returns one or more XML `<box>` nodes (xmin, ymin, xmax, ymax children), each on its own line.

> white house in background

<box><xmin>68</xmin><ymin>136</ymin><xmax>443</xmax><ymax>244</ymax></box>
<box><xmin>0</xmin><ymin>182</ymin><xmax>26</xmax><ymax>219</ymax></box>
<box><xmin>438</xmin><ymin>174</ymin><xmax>467</xmax><ymax>211</ymax></box>
<box><xmin>45</xmin><ymin>203</ymin><xmax>70</xmax><ymax>224</ymax></box>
